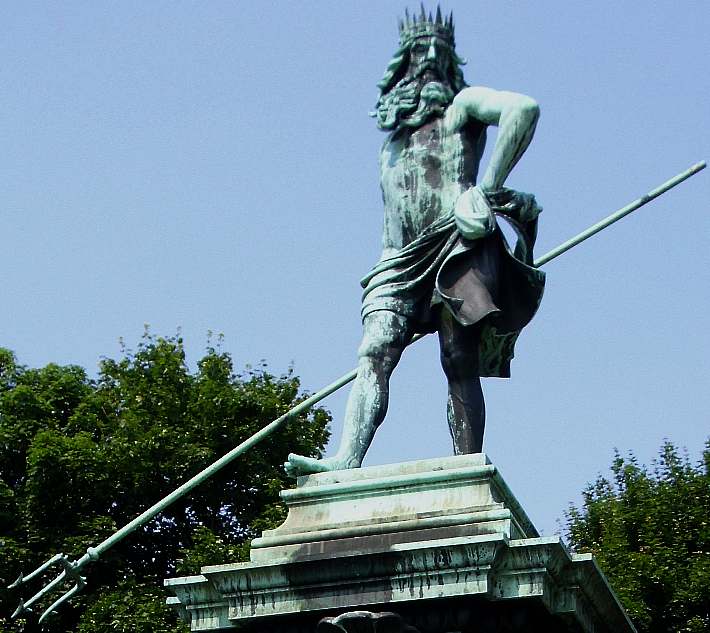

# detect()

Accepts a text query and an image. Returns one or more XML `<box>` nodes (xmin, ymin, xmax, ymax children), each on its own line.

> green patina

<box><xmin>286</xmin><ymin>8</ymin><xmax>545</xmax><ymax>478</ymax></box>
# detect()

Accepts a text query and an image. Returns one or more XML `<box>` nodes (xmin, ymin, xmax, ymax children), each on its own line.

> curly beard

<box><xmin>375</xmin><ymin>77</ymin><xmax>455</xmax><ymax>131</ymax></box>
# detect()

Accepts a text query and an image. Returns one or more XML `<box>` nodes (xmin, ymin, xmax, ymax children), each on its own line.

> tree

<box><xmin>0</xmin><ymin>333</ymin><xmax>330</xmax><ymax>632</ymax></box>
<box><xmin>565</xmin><ymin>441</ymin><xmax>710</xmax><ymax>633</ymax></box>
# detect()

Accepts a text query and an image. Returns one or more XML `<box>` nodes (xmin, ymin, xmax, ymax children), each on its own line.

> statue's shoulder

<box><xmin>445</xmin><ymin>87</ymin><xmax>492</xmax><ymax>135</ymax></box>
<box><xmin>447</xmin><ymin>86</ymin><xmax>494</xmax><ymax>119</ymax></box>
<box><xmin>449</xmin><ymin>86</ymin><xmax>540</xmax><ymax>125</ymax></box>
<box><xmin>455</xmin><ymin>85</ymin><xmax>494</xmax><ymax>99</ymax></box>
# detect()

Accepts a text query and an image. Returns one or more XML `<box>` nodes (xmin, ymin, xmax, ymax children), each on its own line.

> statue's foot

<box><xmin>284</xmin><ymin>453</ymin><xmax>358</xmax><ymax>478</ymax></box>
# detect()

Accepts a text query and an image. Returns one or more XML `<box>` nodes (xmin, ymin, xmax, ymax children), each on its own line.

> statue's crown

<box><xmin>399</xmin><ymin>5</ymin><xmax>455</xmax><ymax>47</ymax></box>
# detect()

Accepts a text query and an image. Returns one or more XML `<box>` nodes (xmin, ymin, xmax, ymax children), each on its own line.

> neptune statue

<box><xmin>286</xmin><ymin>7</ymin><xmax>545</xmax><ymax>476</ymax></box>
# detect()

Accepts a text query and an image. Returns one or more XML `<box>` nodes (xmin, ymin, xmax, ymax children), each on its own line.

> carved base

<box><xmin>165</xmin><ymin>455</ymin><xmax>635</xmax><ymax>633</ymax></box>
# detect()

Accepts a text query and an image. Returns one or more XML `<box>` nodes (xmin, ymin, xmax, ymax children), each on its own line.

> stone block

<box><xmin>165</xmin><ymin>455</ymin><xmax>635</xmax><ymax>633</ymax></box>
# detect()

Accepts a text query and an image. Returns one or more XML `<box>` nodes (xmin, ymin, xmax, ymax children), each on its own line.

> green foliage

<box><xmin>566</xmin><ymin>440</ymin><xmax>710</xmax><ymax>633</ymax></box>
<box><xmin>0</xmin><ymin>333</ymin><xmax>330</xmax><ymax>632</ymax></box>
<box><xmin>77</xmin><ymin>582</ymin><xmax>183</xmax><ymax>633</ymax></box>
<box><xmin>176</xmin><ymin>525</ymin><xmax>249</xmax><ymax>575</ymax></box>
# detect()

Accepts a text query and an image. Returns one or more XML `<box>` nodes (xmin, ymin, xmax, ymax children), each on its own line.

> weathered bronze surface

<box><xmin>286</xmin><ymin>8</ymin><xmax>545</xmax><ymax>477</ymax></box>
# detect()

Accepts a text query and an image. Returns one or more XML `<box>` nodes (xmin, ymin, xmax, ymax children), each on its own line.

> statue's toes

<box><xmin>284</xmin><ymin>453</ymin><xmax>309</xmax><ymax>478</ymax></box>
<box><xmin>283</xmin><ymin>460</ymin><xmax>299</xmax><ymax>478</ymax></box>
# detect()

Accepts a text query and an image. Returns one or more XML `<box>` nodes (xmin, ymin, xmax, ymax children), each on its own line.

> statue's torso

<box><xmin>379</xmin><ymin>113</ymin><xmax>486</xmax><ymax>251</ymax></box>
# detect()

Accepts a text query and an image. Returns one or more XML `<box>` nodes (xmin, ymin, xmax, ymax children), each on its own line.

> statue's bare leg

<box><xmin>438</xmin><ymin>310</ymin><xmax>485</xmax><ymax>454</ymax></box>
<box><xmin>285</xmin><ymin>311</ymin><xmax>413</xmax><ymax>477</ymax></box>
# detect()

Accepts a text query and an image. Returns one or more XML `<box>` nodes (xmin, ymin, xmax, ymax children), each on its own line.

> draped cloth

<box><xmin>360</xmin><ymin>188</ymin><xmax>546</xmax><ymax>377</ymax></box>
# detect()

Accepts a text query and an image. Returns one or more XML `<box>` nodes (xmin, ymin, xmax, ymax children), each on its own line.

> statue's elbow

<box><xmin>519</xmin><ymin>96</ymin><xmax>540</xmax><ymax>122</ymax></box>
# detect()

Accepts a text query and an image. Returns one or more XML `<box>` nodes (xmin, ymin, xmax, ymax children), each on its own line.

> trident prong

<box><xmin>12</xmin><ymin>568</ymin><xmax>66</xmax><ymax>618</ymax></box>
<box><xmin>9</xmin><ymin>553</ymin><xmax>88</xmax><ymax>622</ymax></box>
<box><xmin>8</xmin><ymin>552</ymin><xmax>66</xmax><ymax>590</ymax></box>
<box><xmin>11</xmin><ymin>597</ymin><xmax>32</xmax><ymax>620</ymax></box>
<box><xmin>38</xmin><ymin>574</ymin><xmax>86</xmax><ymax>623</ymax></box>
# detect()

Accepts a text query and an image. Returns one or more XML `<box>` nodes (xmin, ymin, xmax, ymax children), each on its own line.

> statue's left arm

<box><xmin>445</xmin><ymin>85</ymin><xmax>539</xmax><ymax>191</ymax></box>
<box><xmin>444</xmin><ymin>86</ymin><xmax>541</xmax><ymax>254</ymax></box>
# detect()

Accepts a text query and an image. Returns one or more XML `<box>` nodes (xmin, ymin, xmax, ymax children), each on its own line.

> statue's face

<box><xmin>405</xmin><ymin>35</ymin><xmax>452</xmax><ymax>85</ymax></box>
<box><xmin>372</xmin><ymin>33</ymin><xmax>458</xmax><ymax>131</ymax></box>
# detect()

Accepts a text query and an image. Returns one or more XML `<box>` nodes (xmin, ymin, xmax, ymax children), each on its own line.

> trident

<box><xmin>8</xmin><ymin>160</ymin><xmax>705</xmax><ymax>623</ymax></box>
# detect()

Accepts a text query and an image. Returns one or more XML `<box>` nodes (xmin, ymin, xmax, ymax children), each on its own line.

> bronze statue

<box><xmin>286</xmin><ymin>7</ymin><xmax>545</xmax><ymax>477</ymax></box>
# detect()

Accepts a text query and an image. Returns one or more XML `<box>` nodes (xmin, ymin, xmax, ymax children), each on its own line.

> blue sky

<box><xmin>2</xmin><ymin>1</ymin><xmax>708</xmax><ymax>535</ymax></box>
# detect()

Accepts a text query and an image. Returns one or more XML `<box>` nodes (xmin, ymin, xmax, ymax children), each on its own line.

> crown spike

<box><xmin>398</xmin><ymin>6</ymin><xmax>456</xmax><ymax>46</ymax></box>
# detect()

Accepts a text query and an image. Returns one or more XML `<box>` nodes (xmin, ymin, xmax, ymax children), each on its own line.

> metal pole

<box><xmin>533</xmin><ymin>161</ymin><xmax>705</xmax><ymax>268</ymax></box>
<box><xmin>93</xmin><ymin>367</ymin><xmax>359</xmax><ymax>558</ymax></box>
<box><xmin>9</xmin><ymin>160</ymin><xmax>705</xmax><ymax>621</ymax></box>
<box><xmin>71</xmin><ymin>160</ymin><xmax>710</xmax><ymax>559</ymax></box>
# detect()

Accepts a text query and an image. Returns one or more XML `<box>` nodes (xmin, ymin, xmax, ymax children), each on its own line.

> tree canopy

<box><xmin>0</xmin><ymin>333</ymin><xmax>330</xmax><ymax>632</ymax></box>
<box><xmin>566</xmin><ymin>441</ymin><xmax>710</xmax><ymax>633</ymax></box>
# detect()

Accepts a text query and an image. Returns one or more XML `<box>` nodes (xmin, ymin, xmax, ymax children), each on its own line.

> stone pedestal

<box><xmin>165</xmin><ymin>454</ymin><xmax>635</xmax><ymax>632</ymax></box>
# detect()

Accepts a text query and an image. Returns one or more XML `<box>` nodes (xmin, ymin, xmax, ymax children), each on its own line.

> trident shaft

<box><xmin>9</xmin><ymin>160</ymin><xmax>705</xmax><ymax>623</ymax></box>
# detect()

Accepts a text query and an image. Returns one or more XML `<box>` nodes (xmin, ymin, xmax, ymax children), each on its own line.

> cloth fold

<box><xmin>360</xmin><ymin>188</ymin><xmax>545</xmax><ymax>377</ymax></box>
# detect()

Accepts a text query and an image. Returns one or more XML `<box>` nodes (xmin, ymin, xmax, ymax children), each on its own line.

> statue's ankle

<box><xmin>342</xmin><ymin>455</ymin><xmax>363</xmax><ymax>470</ymax></box>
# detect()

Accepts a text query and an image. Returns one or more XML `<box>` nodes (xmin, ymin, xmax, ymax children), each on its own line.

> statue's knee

<box><xmin>357</xmin><ymin>337</ymin><xmax>402</xmax><ymax>374</ymax></box>
<box><xmin>357</xmin><ymin>312</ymin><xmax>409</xmax><ymax>373</ymax></box>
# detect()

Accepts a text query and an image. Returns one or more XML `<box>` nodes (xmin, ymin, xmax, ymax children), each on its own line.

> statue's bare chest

<box><xmin>379</xmin><ymin>117</ymin><xmax>486</xmax><ymax>249</ymax></box>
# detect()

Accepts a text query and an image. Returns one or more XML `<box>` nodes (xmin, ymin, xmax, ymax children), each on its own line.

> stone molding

<box><xmin>165</xmin><ymin>455</ymin><xmax>635</xmax><ymax>632</ymax></box>
<box><xmin>250</xmin><ymin>454</ymin><xmax>536</xmax><ymax>562</ymax></box>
